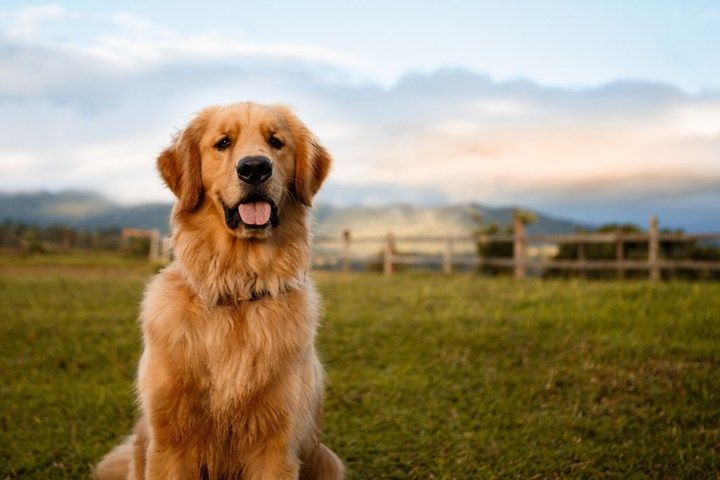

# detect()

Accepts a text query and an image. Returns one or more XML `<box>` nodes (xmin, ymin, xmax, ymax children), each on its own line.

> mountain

<box><xmin>0</xmin><ymin>191</ymin><xmax>586</xmax><ymax>239</ymax></box>
<box><xmin>314</xmin><ymin>203</ymin><xmax>583</xmax><ymax>238</ymax></box>
<box><xmin>0</xmin><ymin>191</ymin><xmax>172</xmax><ymax>231</ymax></box>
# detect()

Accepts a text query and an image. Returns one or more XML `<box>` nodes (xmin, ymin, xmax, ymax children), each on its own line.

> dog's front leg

<box><xmin>144</xmin><ymin>441</ymin><xmax>201</xmax><ymax>480</ymax></box>
<box><xmin>243</xmin><ymin>435</ymin><xmax>301</xmax><ymax>480</ymax></box>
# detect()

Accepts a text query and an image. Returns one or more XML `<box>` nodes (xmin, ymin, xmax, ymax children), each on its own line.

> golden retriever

<box><xmin>95</xmin><ymin>102</ymin><xmax>344</xmax><ymax>480</ymax></box>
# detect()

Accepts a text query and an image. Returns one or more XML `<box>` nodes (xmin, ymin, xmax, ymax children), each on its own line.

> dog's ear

<box><xmin>279</xmin><ymin>106</ymin><xmax>332</xmax><ymax>206</ymax></box>
<box><xmin>157</xmin><ymin>108</ymin><xmax>214</xmax><ymax>212</ymax></box>
<box><xmin>295</xmin><ymin>138</ymin><xmax>332</xmax><ymax>207</ymax></box>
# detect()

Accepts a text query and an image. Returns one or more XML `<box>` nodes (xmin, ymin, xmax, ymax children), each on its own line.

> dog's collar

<box><xmin>216</xmin><ymin>280</ymin><xmax>303</xmax><ymax>307</ymax></box>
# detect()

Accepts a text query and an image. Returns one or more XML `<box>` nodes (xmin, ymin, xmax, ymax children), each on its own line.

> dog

<box><xmin>95</xmin><ymin>102</ymin><xmax>344</xmax><ymax>479</ymax></box>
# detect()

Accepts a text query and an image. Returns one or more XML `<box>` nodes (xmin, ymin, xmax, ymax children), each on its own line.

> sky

<box><xmin>0</xmin><ymin>1</ymin><xmax>719</xmax><ymax>229</ymax></box>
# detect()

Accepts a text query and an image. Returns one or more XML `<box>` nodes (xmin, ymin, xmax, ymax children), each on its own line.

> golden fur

<box><xmin>95</xmin><ymin>102</ymin><xmax>343</xmax><ymax>480</ymax></box>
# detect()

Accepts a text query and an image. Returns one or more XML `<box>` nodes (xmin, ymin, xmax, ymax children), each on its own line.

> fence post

<box><xmin>383</xmin><ymin>233</ymin><xmax>395</xmax><ymax>276</ymax></box>
<box><xmin>513</xmin><ymin>215</ymin><xmax>526</xmax><ymax>279</ymax></box>
<box><xmin>160</xmin><ymin>235</ymin><xmax>172</xmax><ymax>263</ymax></box>
<box><xmin>149</xmin><ymin>228</ymin><xmax>160</xmax><ymax>263</ymax></box>
<box><xmin>615</xmin><ymin>231</ymin><xmax>624</xmax><ymax>279</ymax></box>
<box><xmin>342</xmin><ymin>229</ymin><xmax>352</xmax><ymax>273</ymax></box>
<box><xmin>577</xmin><ymin>241</ymin><xmax>586</xmax><ymax>279</ymax></box>
<box><xmin>442</xmin><ymin>236</ymin><xmax>454</xmax><ymax>274</ymax></box>
<box><xmin>62</xmin><ymin>227</ymin><xmax>72</xmax><ymax>250</ymax></box>
<box><xmin>476</xmin><ymin>233</ymin><xmax>486</xmax><ymax>272</ymax></box>
<box><xmin>120</xmin><ymin>229</ymin><xmax>130</xmax><ymax>252</ymax></box>
<box><xmin>648</xmin><ymin>216</ymin><xmax>660</xmax><ymax>282</ymax></box>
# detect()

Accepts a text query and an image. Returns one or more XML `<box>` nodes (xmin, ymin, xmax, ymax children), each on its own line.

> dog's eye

<box><xmin>268</xmin><ymin>135</ymin><xmax>284</xmax><ymax>150</ymax></box>
<box><xmin>214</xmin><ymin>136</ymin><xmax>231</xmax><ymax>151</ymax></box>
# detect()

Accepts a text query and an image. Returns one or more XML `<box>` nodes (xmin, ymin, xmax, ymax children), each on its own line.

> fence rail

<box><xmin>313</xmin><ymin>216</ymin><xmax>720</xmax><ymax>280</ymax></box>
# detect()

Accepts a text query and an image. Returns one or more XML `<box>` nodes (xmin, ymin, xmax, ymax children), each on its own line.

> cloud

<box><xmin>5</xmin><ymin>4</ymin><xmax>81</xmax><ymax>38</ymax></box>
<box><xmin>0</xmin><ymin>6</ymin><xmax>718</xmax><ymax>230</ymax></box>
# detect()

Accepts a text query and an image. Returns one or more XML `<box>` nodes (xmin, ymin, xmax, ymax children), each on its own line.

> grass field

<box><xmin>1</xmin><ymin>253</ymin><xmax>719</xmax><ymax>479</ymax></box>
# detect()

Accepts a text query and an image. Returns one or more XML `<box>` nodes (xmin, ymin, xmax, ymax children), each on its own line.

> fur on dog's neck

<box><xmin>169</xmin><ymin>200</ymin><xmax>311</xmax><ymax>306</ymax></box>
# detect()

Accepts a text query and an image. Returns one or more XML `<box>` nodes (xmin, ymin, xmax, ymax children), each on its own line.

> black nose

<box><xmin>236</xmin><ymin>156</ymin><xmax>273</xmax><ymax>185</ymax></box>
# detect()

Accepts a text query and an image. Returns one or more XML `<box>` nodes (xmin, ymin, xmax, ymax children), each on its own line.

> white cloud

<box><xmin>675</xmin><ymin>103</ymin><xmax>720</xmax><ymax>137</ymax></box>
<box><xmin>6</xmin><ymin>4</ymin><xmax>81</xmax><ymax>38</ymax></box>
<box><xmin>2</xmin><ymin>4</ymin><xmax>363</xmax><ymax>74</ymax></box>
<box><xmin>110</xmin><ymin>12</ymin><xmax>167</xmax><ymax>34</ymax></box>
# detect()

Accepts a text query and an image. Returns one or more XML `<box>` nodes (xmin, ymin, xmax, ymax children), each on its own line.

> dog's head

<box><xmin>157</xmin><ymin>102</ymin><xmax>331</xmax><ymax>240</ymax></box>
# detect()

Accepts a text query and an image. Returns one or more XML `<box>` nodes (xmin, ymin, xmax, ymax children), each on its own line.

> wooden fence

<box><xmin>122</xmin><ymin>228</ymin><xmax>171</xmax><ymax>263</ymax></box>
<box><xmin>314</xmin><ymin>216</ymin><xmax>720</xmax><ymax>281</ymax></box>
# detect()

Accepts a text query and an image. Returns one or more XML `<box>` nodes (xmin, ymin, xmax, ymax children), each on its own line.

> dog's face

<box><xmin>157</xmin><ymin>103</ymin><xmax>331</xmax><ymax>240</ymax></box>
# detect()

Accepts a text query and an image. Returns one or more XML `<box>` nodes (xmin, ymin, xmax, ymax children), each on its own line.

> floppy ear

<box><xmin>280</xmin><ymin>108</ymin><xmax>331</xmax><ymax>206</ymax></box>
<box><xmin>156</xmin><ymin>109</ymin><xmax>213</xmax><ymax>212</ymax></box>
<box><xmin>295</xmin><ymin>137</ymin><xmax>332</xmax><ymax>207</ymax></box>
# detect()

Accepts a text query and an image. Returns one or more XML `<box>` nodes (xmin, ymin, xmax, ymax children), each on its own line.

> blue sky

<box><xmin>0</xmin><ymin>1</ymin><xmax>719</xmax><ymax>229</ymax></box>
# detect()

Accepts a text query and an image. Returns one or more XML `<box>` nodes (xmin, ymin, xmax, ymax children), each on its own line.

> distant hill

<box><xmin>314</xmin><ymin>203</ymin><xmax>583</xmax><ymax>239</ymax></box>
<box><xmin>0</xmin><ymin>191</ymin><xmax>587</xmax><ymax>238</ymax></box>
<box><xmin>0</xmin><ymin>191</ymin><xmax>172</xmax><ymax>231</ymax></box>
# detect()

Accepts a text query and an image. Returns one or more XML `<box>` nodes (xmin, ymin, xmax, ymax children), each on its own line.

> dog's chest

<box><xmin>187</xmin><ymin>304</ymin><xmax>304</xmax><ymax>449</ymax></box>
<box><xmin>196</xmin><ymin>303</ymin><xmax>297</xmax><ymax>414</ymax></box>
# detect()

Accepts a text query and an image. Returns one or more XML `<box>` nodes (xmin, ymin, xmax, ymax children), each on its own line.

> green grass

<box><xmin>1</xmin><ymin>253</ymin><xmax>719</xmax><ymax>479</ymax></box>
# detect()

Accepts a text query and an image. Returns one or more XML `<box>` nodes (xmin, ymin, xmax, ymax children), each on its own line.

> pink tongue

<box><xmin>238</xmin><ymin>201</ymin><xmax>271</xmax><ymax>226</ymax></box>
